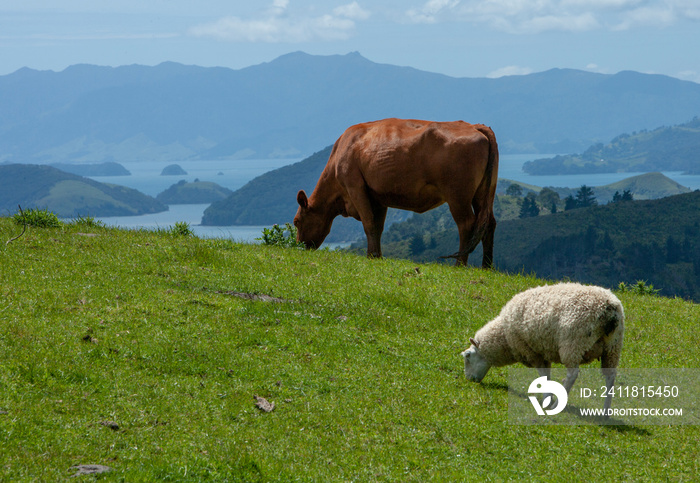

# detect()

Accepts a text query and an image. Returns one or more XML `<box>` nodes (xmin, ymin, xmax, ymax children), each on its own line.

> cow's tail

<box><xmin>472</xmin><ymin>125</ymin><xmax>499</xmax><ymax>267</ymax></box>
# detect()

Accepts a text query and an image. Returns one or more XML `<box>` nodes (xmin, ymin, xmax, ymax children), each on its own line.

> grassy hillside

<box><xmin>0</xmin><ymin>164</ymin><xmax>166</xmax><ymax>217</ymax></box>
<box><xmin>1</xmin><ymin>217</ymin><xmax>698</xmax><ymax>480</ymax></box>
<box><xmin>50</xmin><ymin>162</ymin><xmax>131</xmax><ymax>176</ymax></box>
<box><xmin>524</xmin><ymin>117</ymin><xmax>700</xmax><ymax>174</ymax></box>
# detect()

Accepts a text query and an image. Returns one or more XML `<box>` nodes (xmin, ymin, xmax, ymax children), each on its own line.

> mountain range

<box><xmin>2</xmin><ymin>52</ymin><xmax>700</xmax><ymax>165</ymax></box>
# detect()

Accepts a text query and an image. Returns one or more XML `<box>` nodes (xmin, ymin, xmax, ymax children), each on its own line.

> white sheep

<box><xmin>461</xmin><ymin>282</ymin><xmax>624</xmax><ymax>412</ymax></box>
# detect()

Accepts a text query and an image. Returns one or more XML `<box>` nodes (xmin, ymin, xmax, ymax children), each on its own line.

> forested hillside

<box><xmin>373</xmin><ymin>191</ymin><xmax>700</xmax><ymax>301</ymax></box>
<box><xmin>201</xmin><ymin>146</ymin><xmax>332</xmax><ymax>226</ymax></box>
<box><xmin>524</xmin><ymin>117</ymin><xmax>700</xmax><ymax>174</ymax></box>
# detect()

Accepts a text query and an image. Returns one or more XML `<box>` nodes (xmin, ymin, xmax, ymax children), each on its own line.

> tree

<box><xmin>612</xmin><ymin>189</ymin><xmax>633</xmax><ymax>203</ymax></box>
<box><xmin>519</xmin><ymin>193</ymin><xmax>540</xmax><ymax>218</ymax></box>
<box><xmin>506</xmin><ymin>184</ymin><xmax>523</xmax><ymax>197</ymax></box>
<box><xmin>537</xmin><ymin>187</ymin><xmax>560</xmax><ymax>206</ymax></box>
<box><xmin>666</xmin><ymin>236</ymin><xmax>681</xmax><ymax>264</ymax></box>
<box><xmin>564</xmin><ymin>195</ymin><xmax>578</xmax><ymax>211</ymax></box>
<box><xmin>536</xmin><ymin>188</ymin><xmax>560</xmax><ymax>214</ymax></box>
<box><xmin>575</xmin><ymin>185</ymin><xmax>597</xmax><ymax>208</ymax></box>
<box><xmin>409</xmin><ymin>234</ymin><xmax>426</xmax><ymax>255</ymax></box>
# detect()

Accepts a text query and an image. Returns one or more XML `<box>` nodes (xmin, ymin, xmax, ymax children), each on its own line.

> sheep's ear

<box><xmin>469</xmin><ymin>337</ymin><xmax>480</xmax><ymax>349</ymax></box>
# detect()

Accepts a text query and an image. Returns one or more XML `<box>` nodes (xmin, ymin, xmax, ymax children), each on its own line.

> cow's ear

<box><xmin>297</xmin><ymin>190</ymin><xmax>309</xmax><ymax>209</ymax></box>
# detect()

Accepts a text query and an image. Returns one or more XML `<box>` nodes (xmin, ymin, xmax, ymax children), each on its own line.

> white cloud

<box><xmin>406</xmin><ymin>0</ymin><xmax>460</xmax><ymax>24</ymax></box>
<box><xmin>520</xmin><ymin>12</ymin><xmax>600</xmax><ymax>32</ymax></box>
<box><xmin>334</xmin><ymin>1</ymin><xmax>371</xmax><ymax>20</ymax></box>
<box><xmin>270</xmin><ymin>0</ymin><xmax>290</xmax><ymax>16</ymax></box>
<box><xmin>677</xmin><ymin>70</ymin><xmax>700</xmax><ymax>84</ymax></box>
<box><xmin>405</xmin><ymin>0</ymin><xmax>700</xmax><ymax>33</ymax></box>
<box><xmin>189</xmin><ymin>1</ymin><xmax>370</xmax><ymax>43</ymax></box>
<box><xmin>486</xmin><ymin>65</ymin><xmax>534</xmax><ymax>78</ymax></box>
<box><xmin>612</xmin><ymin>5</ymin><xmax>676</xmax><ymax>30</ymax></box>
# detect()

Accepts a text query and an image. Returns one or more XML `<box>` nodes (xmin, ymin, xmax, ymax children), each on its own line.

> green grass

<box><xmin>0</xmin><ymin>217</ymin><xmax>699</xmax><ymax>481</ymax></box>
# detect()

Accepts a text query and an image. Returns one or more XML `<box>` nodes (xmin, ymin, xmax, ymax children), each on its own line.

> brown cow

<box><xmin>294</xmin><ymin>118</ymin><xmax>499</xmax><ymax>267</ymax></box>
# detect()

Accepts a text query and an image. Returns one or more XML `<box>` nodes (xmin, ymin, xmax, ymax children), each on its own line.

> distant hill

<box><xmin>3</xmin><ymin>52</ymin><xmax>700</xmax><ymax>165</ymax></box>
<box><xmin>502</xmin><ymin>172</ymin><xmax>691</xmax><ymax>204</ymax></box>
<box><xmin>156</xmin><ymin>180</ymin><xmax>232</xmax><ymax>204</ymax></box>
<box><xmin>523</xmin><ymin>117</ymin><xmax>700</xmax><ymax>174</ymax></box>
<box><xmin>373</xmin><ymin>191</ymin><xmax>700</xmax><ymax>301</ymax></box>
<box><xmin>0</xmin><ymin>164</ymin><xmax>166</xmax><ymax>217</ymax></box>
<box><xmin>50</xmin><ymin>161</ymin><xmax>130</xmax><ymax>176</ymax></box>
<box><xmin>161</xmin><ymin>164</ymin><xmax>187</xmax><ymax>176</ymax></box>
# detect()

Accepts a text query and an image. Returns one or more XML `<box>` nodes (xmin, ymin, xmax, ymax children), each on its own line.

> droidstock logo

<box><xmin>528</xmin><ymin>376</ymin><xmax>568</xmax><ymax>416</ymax></box>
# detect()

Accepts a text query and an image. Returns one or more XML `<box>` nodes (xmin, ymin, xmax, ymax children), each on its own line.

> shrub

<box><xmin>13</xmin><ymin>208</ymin><xmax>62</xmax><ymax>228</ymax></box>
<box><xmin>617</xmin><ymin>280</ymin><xmax>660</xmax><ymax>296</ymax></box>
<box><xmin>72</xmin><ymin>215</ymin><xmax>104</xmax><ymax>227</ymax></box>
<box><xmin>258</xmin><ymin>223</ymin><xmax>304</xmax><ymax>249</ymax></box>
<box><xmin>170</xmin><ymin>221</ymin><xmax>194</xmax><ymax>237</ymax></box>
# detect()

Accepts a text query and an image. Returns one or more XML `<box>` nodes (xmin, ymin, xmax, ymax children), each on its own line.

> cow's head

<box><xmin>294</xmin><ymin>190</ymin><xmax>331</xmax><ymax>250</ymax></box>
<box><xmin>461</xmin><ymin>338</ymin><xmax>491</xmax><ymax>382</ymax></box>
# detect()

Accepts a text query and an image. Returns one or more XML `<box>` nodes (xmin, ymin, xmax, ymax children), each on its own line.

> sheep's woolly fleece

<box><xmin>473</xmin><ymin>283</ymin><xmax>624</xmax><ymax>368</ymax></box>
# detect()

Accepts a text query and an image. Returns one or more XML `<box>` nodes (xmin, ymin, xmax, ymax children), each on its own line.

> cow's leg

<box><xmin>448</xmin><ymin>203</ymin><xmax>477</xmax><ymax>266</ymax></box>
<box><xmin>471</xmin><ymin>195</ymin><xmax>497</xmax><ymax>269</ymax></box>
<box><xmin>345</xmin><ymin>186</ymin><xmax>387</xmax><ymax>258</ymax></box>
<box><xmin>480</xmin><ymin>214</ymin><xmax>497</xmax><ymax>269</ymax></box>
<box><xmin>364</xmin><ymin>203</ymin><xmax>388</xmax><ymax>258</ymax></box>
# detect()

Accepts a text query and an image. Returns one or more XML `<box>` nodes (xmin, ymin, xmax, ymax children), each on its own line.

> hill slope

<box><xmin>524</xmin><ymin>117</ymin><xmax>700</xmax><ymax>174</ymax></box>
<box><xmin>377</xmin><ymin>191</ymin><xmax>700</xmax><ymax>301</ymax></box>
<box><xmin>3</xmin><ymin>53</ymin><xmax>700</xmax><ymax>164</ymax></box>
<box><xmin>0</xmin><ymin>218</ymin><xmax>698</xmax><ymax>480</ymax></box>
<box><xmin>50</xmin><ymin>161</ymin><xmax>131</xmax><ymax>176</ymax></box>
<box><xmin>0</xmin><ymin>164</ymin><xmax>166</xmax><ymax>217</ymax></box>
<box><xmin>201</xmin><ymin>146</ymin><xmax>333</xmax><ymax>226</ymax></box>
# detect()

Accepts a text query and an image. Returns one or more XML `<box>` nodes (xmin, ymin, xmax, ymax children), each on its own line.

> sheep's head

<box><xmin>461</xmin><ymin>337</ymin><xmax>490</xmax><ymax>382</ymax></box>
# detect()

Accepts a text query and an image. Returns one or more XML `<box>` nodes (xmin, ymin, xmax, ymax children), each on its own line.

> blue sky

<box><xmin>2</xmin><ymin>0</ymin><xmax>699</xmax><ymax>82</ymax></box>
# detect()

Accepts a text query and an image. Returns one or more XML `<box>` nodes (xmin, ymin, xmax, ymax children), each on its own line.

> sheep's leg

<box><xmin>537</xmin><ymin>364</ymin><xmax>554</xmax><ymax>409</ymax></box>
<box><xmin>562</xmin><ymin>367</ymin><xmax>580</xmax><ymax>393</ymax></box>
<box><xmin>601</xmin><ymin>346</ymin><xmax>620</xmax><ymax>414</ymax></box>
<box><xmin>601</xmin><ymin>367</ymin><xmax>616</xmax><ymax>413</ymax></box>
